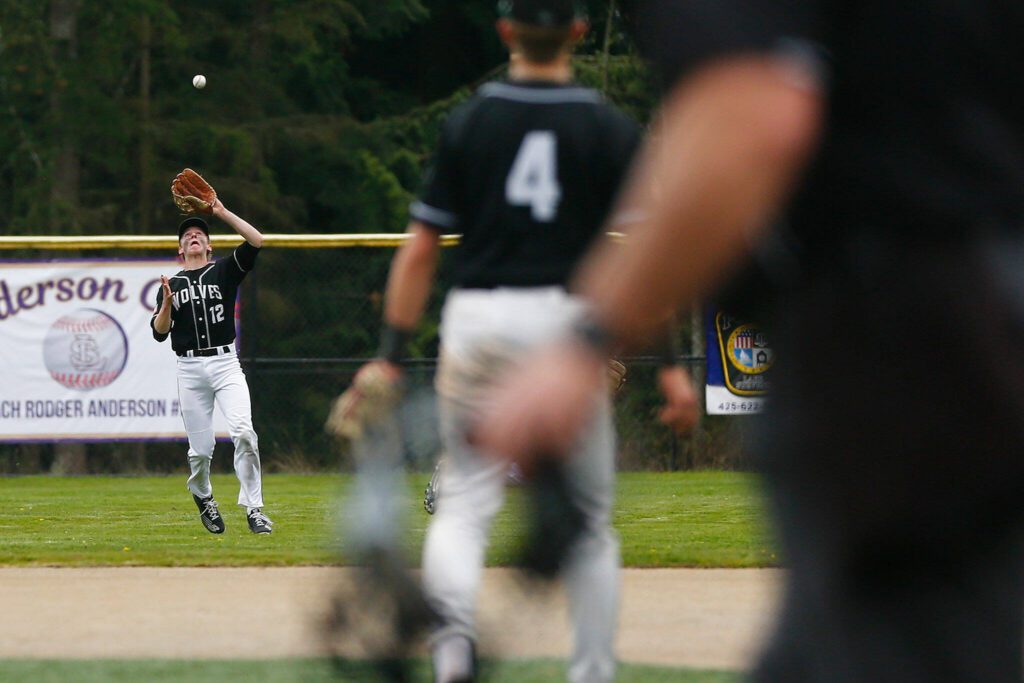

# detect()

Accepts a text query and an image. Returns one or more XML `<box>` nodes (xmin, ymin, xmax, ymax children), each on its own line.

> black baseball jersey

<box><xmin>637</xmin><ymin>0</ymin><xmax>1024</xmax><ymax>249</ymax></box>
<box><xmin>150</xmin><ymin>242</ymin><xmax>259</xmax><ymax>355</ymax></box>
<box><xmin>636</xmin><ymin>4</ymin><xmax>1024</xmax><ymax>683</ymax></box>
<box><xmin>410</xmin><ymin>80</ymin><xmax>642</xmax><ymax>289</ymax></box>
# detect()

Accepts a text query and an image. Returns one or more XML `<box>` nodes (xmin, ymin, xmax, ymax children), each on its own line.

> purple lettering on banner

<box><xmin>56</xmin><ymin>278</ymin><xmax>74</xmax><ymax>302</ymax></box>
<box><xmin>0</xmin><ymin>281</ymin><xmax>13</xmax><ymax>320</ymax></box>
<box><xmin>87</xmin><ymin>398</ymin><xmax>167</xmax><ymax>418</ymax></box>
<box><xmin>0</xmin><ymin>401</ymin><xmax>21</xmax><ymax>419</ymax></box>
<box><xmin>0</xmin><ymin>274</ymin><xmax>136</xmax><ymax>324</ymax></box>
<box><xmin>36</xmin><ymin>281</ymin><xmax>56</xmax><ymax>307</ymax></box>
<box><xmin>140</xmin><ymin>278</ymin><xmax>160</xmax><ymax>310</ymax></box>
<box><xmin>99</xmin><ymin>279</ymin><xmax>129</xmax><ymax>303</ymax></box>
<box><xmin>24</xmin><ymin>400</ymin><xmax>83</xmax><ymax>419</ymax></box>
<box><xmin>16</xmin><ymin>285</ymin><xmax>37</xmax><ymax>310</ymax></box>
<box><xmin>77</xmin><ymin>277</ymin><xmax>98</xmax><ymax>300</ymax></box>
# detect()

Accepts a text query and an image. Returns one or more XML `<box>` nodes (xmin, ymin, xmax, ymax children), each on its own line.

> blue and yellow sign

<box><xmin>705</xmin><ymin>308</ymin><xmax>772</xmax><ymax>414</ymax></box>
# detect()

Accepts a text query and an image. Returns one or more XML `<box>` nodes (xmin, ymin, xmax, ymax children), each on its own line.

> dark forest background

<box><xmin>0</xmin><ymin>1</ymin><xmax>747</xmax><ymax>474</ymax></box>
<box><xmin>0</xmin><ymin>0</ymin><xmax>655</xmax><ymax>235</ymax></box>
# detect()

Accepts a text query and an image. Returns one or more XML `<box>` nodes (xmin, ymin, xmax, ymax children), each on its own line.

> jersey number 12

<box><xmin>506</xmin><ymin>131</ymin><xmax>561</xmax><ymax>222</ymax></box>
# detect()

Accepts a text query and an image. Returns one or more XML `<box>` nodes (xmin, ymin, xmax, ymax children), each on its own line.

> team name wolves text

<box><xmin>172</xmin><ymin>283</ymin><xmax>222</xmax><ymax>306</ymax></box>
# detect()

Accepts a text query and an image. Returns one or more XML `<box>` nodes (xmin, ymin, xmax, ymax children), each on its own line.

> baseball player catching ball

<box><xmin>151</xmin><ymin>169</ymin><xmax>273</xmax><ymax>535</ymax></box>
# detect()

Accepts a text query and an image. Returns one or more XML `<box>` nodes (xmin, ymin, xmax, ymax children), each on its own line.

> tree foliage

<box><xmin>0</xmin><ymin>0</ymin><xmax>653</xmax><ymax>235</ymax></box>
<box><xmin>0</xmin><ymin>1</ymin><xmax>679</xmax><ymax>470</ymax></box>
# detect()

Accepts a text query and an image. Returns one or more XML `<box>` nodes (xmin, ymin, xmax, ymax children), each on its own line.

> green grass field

<box><xmin>0</xmin><ymin>658</ymin><xmax>740</xmax><ymax>682</ymax></box>
<box><xmin>0</xmin><ymin>471</ymin><xmax>775</xmax><ymax>567</ymax></box>
<box><xmin>1</xmin><ymin>471</ymin><xmax>771</xmax><ymax>682</ymax></box>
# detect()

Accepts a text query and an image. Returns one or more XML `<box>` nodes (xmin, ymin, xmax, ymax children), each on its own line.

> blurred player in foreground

<box><xmin>477</xmin><ymin>1</ymin><xmax>1024</xmax><ymax>681</ymax></box>
<box><xmin>343</xmin><ymin>1</ymin><xmax>691</xmax><ymax>680</ymax></box>
<box><xmin>152</xmin><ymin>169</ymin><xmax>273</xmax><ymax>535</ymax></box>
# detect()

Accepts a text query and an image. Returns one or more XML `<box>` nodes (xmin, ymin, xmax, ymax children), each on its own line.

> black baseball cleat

<box><xmin>193</xmin><ymin>494</ymin><xmax>225</xmax><ymax>534</ymax></box>
<box><xmin>424</xmin><ymin>460</ymin><xmax>442</xmax><ymax>515</ymax></box>
<box><xmin>423</xmin><ymin>482</ymin><xmax>438</xmax><ymax>515</ymax></box>
<box><xmin>247</xmin><ymin>508</ymin><xmax>273</xmax><ymax>534</ymax></box>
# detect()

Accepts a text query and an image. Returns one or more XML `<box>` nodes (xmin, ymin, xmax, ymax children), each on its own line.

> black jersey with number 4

<box><xmin>150</xmin><ymin>242</ymin><xmax>259</xmax><ymax>355</ymax></box>
<box><xmin>411</xmin><ymin>80</ymin><xmax>642</xmax><ymax>289</ymax></box>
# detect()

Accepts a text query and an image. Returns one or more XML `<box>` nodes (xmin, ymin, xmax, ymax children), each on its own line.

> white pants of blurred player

<box><xmin>176</xmin><ymin>350</ymin><xmax>264</xmax><ymax>509</ymax></box>
<box><xmin>425</xmin><ymin>286</ymin><xmax>619</xmax><ymax>683</ymax></box>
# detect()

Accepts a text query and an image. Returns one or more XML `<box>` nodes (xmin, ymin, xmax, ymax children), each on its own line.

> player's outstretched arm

<box><xmin>212</xmin><ymin>199</ymin><xmax>263</xmax><ymax>248</ymax></box>
<box><xmin>363</xmin><ymin>222</ymin><xmax>440</xmax><ymax>374</ymax></box>
<box><xmin>657</xmin><ymin>365</ymin><xmax>699</xmax><ymax>432</ymax></box>
<box><xmin>382</xmin><ymin>222</ymin><xmax>441</xmax><ymax>333</ymax></box>
<box><xmin>576</xmin><ymin>57</ymin><xmax>822</xmax><ymax>348</ymax></box>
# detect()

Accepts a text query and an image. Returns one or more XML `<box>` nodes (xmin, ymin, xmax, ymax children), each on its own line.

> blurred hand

<box><xmin>473</xmin><ymin>343</ymin><xmax>604</xmax><ymax>470</ymax></box>
<box><xmin>358</xmin><ymin>359</ymin><xmax>403</xmax><ymax>383</ymax></box>
<box><xmin>324</xmin><ymin>360</ymin><xmax>404</xmax><ymax>441</ymax></box>
<box><xmin>656</xmin><ymin>365</ymin><xmax>700</xmax><ymax>433</ymax></box>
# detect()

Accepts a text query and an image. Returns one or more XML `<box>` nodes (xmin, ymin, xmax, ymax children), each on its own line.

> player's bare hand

<box><xmin>160</xmin><ymin>275</ymin><xmax>172</xmax><ymax>306</ymax></box>
<box><xmin>211</xmin><ymin>197</ymin><xmax>225</xmax><ymax>216</ymax></box>
<box><xmin>656</xmin><ymin>364</ymin><xmax>700</xmax><ymax>433</ymax></box>
<box><xmin>473</xmin><ymin>344</ymin><xmax>605</xmax><ymax>471</ymax></box>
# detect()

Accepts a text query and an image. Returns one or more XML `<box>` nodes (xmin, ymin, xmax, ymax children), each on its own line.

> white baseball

<box><xmin>192</xmin><ymin>74</ymin><xmax>207</xmax><ymax>89</ymax></box>
<box><xmin>43</xmin><ymin>309</ymin><xmax>129</xmax><ymax>391</ymax></box>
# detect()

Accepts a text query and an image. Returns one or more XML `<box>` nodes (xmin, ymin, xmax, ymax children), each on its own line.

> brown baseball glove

<box><xmin>171</xmin><ymin>168</ymin><xmax>217</xmax><ymax>215</ymax></box>
<box><xmin>325</xmin><ymin>363</ymin><xmax>403</xmax><ymax>441</ymax></box>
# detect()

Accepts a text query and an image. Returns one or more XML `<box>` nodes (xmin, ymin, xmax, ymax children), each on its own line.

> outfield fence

<box><xmin>0</xmin><ymin>234</ymin><xmax>749</xmax><ymax>475</ymax></box>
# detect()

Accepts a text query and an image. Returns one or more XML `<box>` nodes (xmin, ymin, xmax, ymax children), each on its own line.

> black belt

<box><xmin>177</xmin><ymin>345</ymin><xmax>232</xmax><ymax>358</ymax></box>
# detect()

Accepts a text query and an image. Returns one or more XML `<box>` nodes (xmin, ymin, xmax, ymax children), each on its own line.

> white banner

<box><xmin>0</xmin><ymin>259</ymin><xmax>230</xmax><ymax>442</ymax></box>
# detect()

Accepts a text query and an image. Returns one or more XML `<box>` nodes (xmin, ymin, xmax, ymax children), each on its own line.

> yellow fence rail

<box><xmin>0</xmin><ymin>232</ymin><xmax>626</xmax><ymax>250</ymax></box>
<box><xmin>0</xmin><ymin>233</ymin><xmax>462</xmax><ymax>250</ymax></box>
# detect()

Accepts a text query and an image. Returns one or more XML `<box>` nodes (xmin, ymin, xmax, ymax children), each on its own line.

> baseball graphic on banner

<box><xmin>43</xmin><ymin>308</ymin><xmax>129</xmax><ymax>391</ymax></box>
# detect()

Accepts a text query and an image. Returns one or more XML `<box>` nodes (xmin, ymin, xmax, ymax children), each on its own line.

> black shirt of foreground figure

<box><xmin>637</xmin><ymin>1</ymin><xmax>1024</xmax><ymax>682</ymax></box>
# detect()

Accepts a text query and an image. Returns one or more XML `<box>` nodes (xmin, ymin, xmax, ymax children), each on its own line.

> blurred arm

<box><xmin>473</xmin><ymin>53</ymin><xmax>825</xmax><ymax>462</ymax></box>
<box><xmin>576</xmin><ymin>56</ymin><xmax>823</xmax><ymax>348</ymax></box>
<box><xmin>383</xmin><ymin>222</ymin><xmax>442</xmax><ymax>330</ymax></box>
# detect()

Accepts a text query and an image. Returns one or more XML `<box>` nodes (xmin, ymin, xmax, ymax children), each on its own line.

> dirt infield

<box><xmin>0</xmin><ymin>567</ymin><xmax>781</xmax><ymax>670</ymax></box>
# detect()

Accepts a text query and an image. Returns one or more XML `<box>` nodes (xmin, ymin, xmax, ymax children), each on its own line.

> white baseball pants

<box><xmin>423</xmin><ymin>287</ymin><xmax>620</xmax><ymax>683</ymax></box>
<box><xmin>176</xmin><ymin>351</ymin><xmax>263</xmax><ymax>509</ymax></box>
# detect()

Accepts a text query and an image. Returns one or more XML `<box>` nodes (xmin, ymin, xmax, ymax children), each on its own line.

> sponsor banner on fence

<box><xmin>0</xmin><ymin>259</ymin><xmax>229</xmax><ymax>442</ymax></box>
<box><xmin>705</xmin><ymin>307</ymin><xmax>772</xmax><ymax>415</ymax></box>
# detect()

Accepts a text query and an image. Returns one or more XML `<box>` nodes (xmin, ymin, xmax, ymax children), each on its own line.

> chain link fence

<box><xmin>0</xmin><ymin>241</ymin><xmax>751</xmax><ymax>475</ymax></box>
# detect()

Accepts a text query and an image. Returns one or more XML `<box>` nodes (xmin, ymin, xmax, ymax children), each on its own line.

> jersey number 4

<box><xmin>506</xmin><ymin>131</ymin><xmax>561</xmax><ymax>222</ymax></box>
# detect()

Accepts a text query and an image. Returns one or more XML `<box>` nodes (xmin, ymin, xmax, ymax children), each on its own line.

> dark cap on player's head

<box><xmin>177</xmin><ymin>217</ymin><xmax>210</xmax><ymax>241</ymax></box>
<box><xmin>498</xmin><ymin>0</ymin><xmax>578</xmax><ymax>27</ymax></box>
